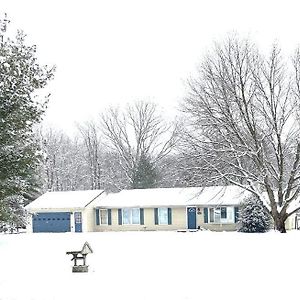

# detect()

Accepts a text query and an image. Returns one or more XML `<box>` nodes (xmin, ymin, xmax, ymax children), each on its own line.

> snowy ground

<box><xmin>0</xmin><ymin>231</ymin><xmax>300</xmax><ymax>300</ymax></box>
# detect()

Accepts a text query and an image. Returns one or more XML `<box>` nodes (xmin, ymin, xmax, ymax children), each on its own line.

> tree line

<box><xmin>38</xmin><ymin>101</ymin><xmax>185</xmax><ymax>193</ymax></box>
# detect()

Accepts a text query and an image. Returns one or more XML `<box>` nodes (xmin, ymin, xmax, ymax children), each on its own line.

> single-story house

<box><xmin>26</xmin><ymin>186</ymin><xmax>298</xmax><ymax>232</ymax></box>
<box><xmin>25</xmin><ymin>190</ymin><xmax>104</xmax><ymax>233</ymax></box>
<box><xmin>93</xmin><ymin>186</ymin><xmax>249</xmax><ymax>232</ymax></box>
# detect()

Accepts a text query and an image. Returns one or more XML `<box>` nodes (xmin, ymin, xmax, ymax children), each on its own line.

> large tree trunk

<box><xmin>274</xmin><ymin>216</ymin><xmax>287</xmax><ymax>233</ymax></box>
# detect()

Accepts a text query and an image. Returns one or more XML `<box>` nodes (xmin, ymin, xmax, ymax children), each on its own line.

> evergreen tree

<box><xmin>132</xmin><ymin>153</ymin><xmax>157</xmax><ymax>189</ymax></box>
<box><xmin>0</xmin><ymin>16</ymin><xmax>55</xmax><ymax>224</ymax></box>
<box><xmin>238</xmin><ymin>196</ymin><xmax>271</xmax><ymax>233</ymax></box>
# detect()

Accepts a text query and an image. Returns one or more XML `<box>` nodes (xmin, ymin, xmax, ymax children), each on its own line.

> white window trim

<box><xmin>99</xmin><ymin>208</ymin><xmax>108</xmax><ymax>225</ymax></box>
<box><xmin>122</xmin><ymin>208</ymin><xmax>140</xmax><ymax>225</ymax></box>
<box><xmin>158</xmin><ymin>207</ymin><xmax>169</xmax><ymax>225</ymax></box>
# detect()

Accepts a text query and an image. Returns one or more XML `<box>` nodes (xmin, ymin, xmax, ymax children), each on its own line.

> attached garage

<box><xmin>32</xmin><ymin>212</ymin><xmax>71</xmax><ymax>233</ymax></box>
<box><xmin>26</xmin><ymin>190</ymin><xmax>104</xmax><ymax>233</ymax></box>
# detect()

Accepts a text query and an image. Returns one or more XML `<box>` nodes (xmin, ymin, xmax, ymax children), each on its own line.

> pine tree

<box><xmin>238</xmin><ymin>196</ymin><xmax>271</xmax><ymax>233</ymax></box>
<box><xmin>132</xmin><ymin>153</ymin><xmax>157</xmax><ymax>189</ymax></box>
<box><xmin>0</xmin><ymin>15</ymin><xmax>55</xmax><ymax>224</ymax></box>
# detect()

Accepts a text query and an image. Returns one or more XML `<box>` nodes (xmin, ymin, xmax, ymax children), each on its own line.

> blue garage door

<box><xmin>32</xmin><ymin>212</ymin><xmax>71</xmax><ymax>233</ymax></box>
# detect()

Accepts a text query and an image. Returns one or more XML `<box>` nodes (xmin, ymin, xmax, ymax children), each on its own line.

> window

<box><xmin>122</xmin><ymin>208</ymin><xmax>130</xmax><ymax>225</ymax></box>
<box><xmin>100</xmin><ymin>209</ymin><xmax>108</xmax><ymax>225</ymax></box>
<box><xmin>132</xmin><ymin>208</ymin><xmax>140</xmax><ymax>224</ymax></box>
<box><xmin>74</xmin><ymin>212</ymin><xmax>82</xmax><ymax>224</ymax></box>
<box><xmin>209</xmin><ymin>207</ymin><xmax>221</xmax><ymax>223</ymax></box>
<box><xmin>209</xmin><ymin>208</ymin><xmax>214</xmax><ymax>223</ymax></box>
<box><xmin>158</xmin><ymin>208</ymin><xmax>168</xmax><ymax>225</ymax></box>
<box><xmin>155</xmin><ymin>208</ymin><xmax>172</xmax><ymax>225</ymax></box>
<box><xmin>214</xmin><ymin>208</ymin><xmax>221</xmax><ymax>223</ymax></box>
<box><xmin>122</xmin><ymin>208</ymin><xmax>140</xmax><ymax>225</ymax></box>
<box><xmin>207</xmin><ymin>207</ymin><xmax>233</xmax><ymax>223</ymax></box>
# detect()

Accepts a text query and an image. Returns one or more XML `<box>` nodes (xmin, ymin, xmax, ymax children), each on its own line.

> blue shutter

<box><xmin>154</xmin><ymin>208</ymin><xmax>158</xmax><ymax>225</ymax></box>
<box><xmin>140</xmin><ymin>208</ymin><xmax>144</xmax><ymax>225</ymax></box>
<box><xmin>118</xmin><ymin>209</ymin><xmax>122</xmax><ymax>225</ymax></box>
<box><xmin>204</xmin><ymin>207</ymin><xmax>208</xmax><ymax>223</ymax></box>
<box><xmin>168</xmin><ymin>208</ymin><xmax>172</xmax><ymax>225</ymax></box>
<box><xmin>221</xmin><ymin>207</ymin><xmax>227</xmax><ymax>219</ymax></box>
<box><xmin>96</xmin><ymin>208</ymin><xmax>100</xmax><ymax>225</ymax></box>
<box><xmin>108</xmin><ymin>209</ymin><xmax>112</xmax><ymax>225</ymax></box>
<box><xmin>234</xmin><ymin>207</ymin><xmax>239</xmax><ymax>223</ymax></box>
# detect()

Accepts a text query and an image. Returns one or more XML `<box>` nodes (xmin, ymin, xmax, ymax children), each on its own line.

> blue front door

<box><xmin>74</xmin><ymin>212</ymin><xmax>82</xmax><ymax>232</ymax></box>
<box><xmin>32</xmin><ymin>212</ymin><xmax>71</xmax><ymax>232</ymax></box>
<box><xmin>187</xmin><ymin>207</ymin><xmax>197</xmax><ymax>229</ymax></box>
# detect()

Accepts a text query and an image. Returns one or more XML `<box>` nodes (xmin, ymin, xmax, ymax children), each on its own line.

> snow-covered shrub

<box><xmin>238</xmin><ymin>196</ymin><xmax>271</xmax><ymax>233</ymax></box>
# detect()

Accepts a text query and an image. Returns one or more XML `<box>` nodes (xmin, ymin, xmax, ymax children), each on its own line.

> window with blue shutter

<box><xmin>204</xmin><ymin>207</ymin><xmax>208</xmax><ymax>223</ymax></box>
<box><xmin>96</xmin><ymin>208</ymin><xmax>100</xmax><ymax>225</ymax></box>
<box><xmin>108</xmin><ymin>209</ymin><xmax>112</xmax><ymax>225</ymax></box>
<box><xmin>155</xmin><ymin>208</ymin><xmax>172</xmax><ymax>225</ymax></box>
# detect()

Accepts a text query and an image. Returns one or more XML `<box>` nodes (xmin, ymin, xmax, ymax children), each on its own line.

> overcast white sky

<box><xmin>2</xmin><ymin>0</ymin><xmax>300</xmax><ymax>134</ymax></box>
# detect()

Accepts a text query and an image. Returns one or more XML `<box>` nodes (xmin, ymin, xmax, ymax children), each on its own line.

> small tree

<box><xmin>238</xmin><ymin>196</ymin><xmax>271</xmax><ymax>233</ymax></box>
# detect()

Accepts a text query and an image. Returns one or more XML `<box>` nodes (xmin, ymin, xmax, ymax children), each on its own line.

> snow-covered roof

<box><xmin>26</xmin><ymin>190</ymin><xmax>104</xmax><ymax>211</ymax></box>
<box><xmin>95</xmin><ymin>186</ymin><xmax>249</xmax><ymax>208</ymax></box>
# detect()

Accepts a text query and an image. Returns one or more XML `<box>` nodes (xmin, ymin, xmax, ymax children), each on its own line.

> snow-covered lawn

<box><xmin>0</xmin><ymin>231</ymin><xmax>299</xmax><ymax>300</ymax></box>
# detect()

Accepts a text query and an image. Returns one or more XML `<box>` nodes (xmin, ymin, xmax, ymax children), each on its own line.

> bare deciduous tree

<box><xmin>100</xmin><ymin>101</ymin><xmax>178</xmax><ymax>188</ymax></box>
<box><xmin>77</xmin><ymin>121</ymin><xmax>102</xmax><ymax>190</ymax></box>
<box><xmin>182</xmin><ymin>36</ymin><xmax>300</xmax><ymax>232</ymax></box>
<box><xmin>40</xmin><ymin>128</ymin><xmax>86</xmax><ymax>191</ymax></box>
